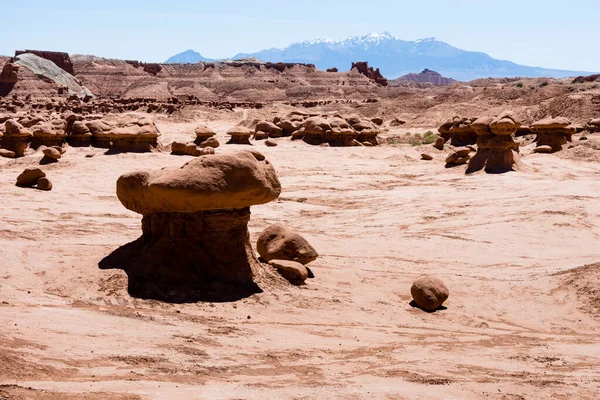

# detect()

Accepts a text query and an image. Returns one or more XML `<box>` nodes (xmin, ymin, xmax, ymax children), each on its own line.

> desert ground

<box><xmin>1</xmin><ymin>106</ymin><xmax>600</xmax><ymax>399</ymax></box>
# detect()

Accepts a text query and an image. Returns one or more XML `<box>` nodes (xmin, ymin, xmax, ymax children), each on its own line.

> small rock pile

<box><xmin>257</xmin><ymin>224</ymin><xmax>318</xmax><ymax>285</ymax></box>
<box><xmin>16</xmin><ymin>167</ymin><xmax>52</xmax><ymax>191</ymax></box>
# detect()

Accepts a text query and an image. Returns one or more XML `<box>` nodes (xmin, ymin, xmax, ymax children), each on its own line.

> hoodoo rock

<box><xmin>257</xmin><ymin>224</ymin><xmax>318</xmax><ymax>265</ymax></box>
<box><xmin>530</xmin><ymin>117</ymin><xmax>575</xmax><ymax>153</ymax></box>
<box><xmin>68</xmin><ymin>120</ymin><xmax>92</xmax><ymax>147</ymax></box>
<box><xmin>226</xmin><ymin>126</ymin><xmax>253</xmax><ymax>145</ymax></box>
<box><xmin>86</xmin><ymin>115</ymin><xmax>161</xmax><ymax>151</ymax></box>
<box><xmin>255</xmin><ymin>121</ymin><xmax>283</xmax><ymax>138</ymax></box>
<box><xmin>466</xmin><ymin>113</ymin><xmax>523</xmax><ymax>174</ymax></box>
<box><xmin>3</xmin><ymin>119</ymin><xmax>32</xmax><ymax>157</ymax></box>
<box><xmin>347</xmin><ymin>116</ymin><xmax>380</xmax><ymax>145</ymax></box>
<box><xmin>41</xmin><ymin>147</ymin><xmax>62</xmax><ymax>164</ymax></box>
<box><xmin>438</xmin><ymin>116</ymin><xmax>477</xmax><ymax>147</ymax></box>
<box><xmin>411</xmin><ymin>276</ymin><xmax>449</xmax><ymax>311</ymax></box>
<box><xmin>194</xmin><ymin>124</ymin><xmax>216</xmax><ymax>145</ymax></box>
<box><xmin>31</xmin><ymin>117</ymin><xmax>67</xmax><ymax>148</ymax></box>
<box><xmin>102</xmin><ymin>151</ymin><xmax>282</xmax><ymax>301</ymax></box>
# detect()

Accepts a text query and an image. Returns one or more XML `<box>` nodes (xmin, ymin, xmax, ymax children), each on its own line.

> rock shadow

<box><xmin>99</xmin><ymin>237</ymin><xmax>263</xmax><ymax>304</ymax></box>
<box><xmin>409</xmin><ymin>300</ymin><xmax>447</xmax><ymax>313</ymax></box>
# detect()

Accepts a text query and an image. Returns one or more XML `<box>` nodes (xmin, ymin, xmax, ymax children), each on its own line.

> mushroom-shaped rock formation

<box><xmin>226</xmin><ymin>126</ymin><xmax>253</xmax><ymax>145</ymax></box>
<box><xmin>101</xmin><ymin>151</ymin><xmax>282</xmax><ymax>301</ymax></box>
<box><xmin>530</xmin><ymin>117</ymin><xmax>575</xmax><ymax>153</ymax></box>
<box><xmin>68</xmin><ymin>120</ymin><xmax>93</xmax><ymax>147</ymax></box>
<box><xmin>31</xmin><ymin>117</ymin><xmax>67</xmax><ymax>148</ymax></box>
<box><xmin>276</xmin><ymin>119</ymin><xmax>301</xmax><ymax>136</ymax></box>
<box><xmin>292</xmin><ymin>117</ymin><xmax>333</xmax><ymax>145</ymax></box>
<box><xmin>438</xmin><ymin>116</ymin><xmax>478</xmax><ymax>147</ymax></box>
<box><xmin>194</xmin><ymin>124</ymin><xmax>216</xmax><ymax>145</ymax></box>
<box><xmin>466</xmin><ymin>113</ymin><xmax>523</xmax><ymax>174</ymax></box>
<box><xmin>411</xmin><ymin>276</ymin><xmax>449</xmax><ymax>311</ymax></box>
<box><xmin>255</xmin><ymin>121</ymin><xmax>283</xmax><ymax>138</ymax></box>
<box><xmin>40</xmin><ymin>146</ymin><xmax>62</xmax><ymax>164</ymax></box>
<box><xmin>257</xmin><ymin>224</ymin><xmax>318</xmax><ymax>265</ymax></box>
<box><xmin>347</xmin><ymin>116</ymin><xmax>380</xmax><ymax>146</ymax></box>
<box><xmin>3</xmin><ymin>119</ymin><xmax>32</xmax><ymax>157</ymax></box>
<box><xmin>89</xmin><ymin>115</ymin><xmax>161</xmax><ymax>152</ymax></box>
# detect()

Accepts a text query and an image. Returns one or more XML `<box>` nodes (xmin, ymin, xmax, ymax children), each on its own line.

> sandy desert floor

<box><xmin>1</xmin><ymin>115</ymin><xmax>600</xmax><ymax>399</ymax></box>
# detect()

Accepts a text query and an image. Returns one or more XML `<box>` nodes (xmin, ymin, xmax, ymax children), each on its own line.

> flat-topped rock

<box><xmin>117</xmin><ymin>150</ymin><xmax>281</xmax><ymax>215</ymax></box>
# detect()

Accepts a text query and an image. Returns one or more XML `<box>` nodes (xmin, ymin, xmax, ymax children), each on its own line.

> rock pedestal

<box><xmin>466</xmin><ymin>113</ymin><xmax>523</xmax><ymax>174</ymax></box>
<box><xmin>101</xmin><ymin>151</ymin><xmax>282</xmax><ymax>301</ymax></box>
<box><xmin>3</xmin><ymin>119</ymin><xmax>31</xmax><ymax>157</ymax></box>
<box><xmin>530</xmin><ymin>117</ymin><xmax>575</xmax><ymax>153</ymax></box>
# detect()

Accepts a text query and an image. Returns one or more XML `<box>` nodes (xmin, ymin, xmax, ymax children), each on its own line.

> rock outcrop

<box><xmin>530</xmin><ymin>117</ymin><xmax>575</xmax><ymax>153</ymax></box>
<box><xmin>15</xmin><ymin>50</ymin><xmax>75</xmax><ymax>75</ymax></box>
<box><xmin>102</xmin><ymin>151</ymin><xmax>282</xmax><ymax>301</ymax></box>
<box><xmin>466</xmin><ymin>113</ymin><xmax>523</xmax><ymax>174</ymax></box>
<box><xmin>351</xmin><ymin>62</ymin><xmax>388</xmax><ymax>86</ymax></box>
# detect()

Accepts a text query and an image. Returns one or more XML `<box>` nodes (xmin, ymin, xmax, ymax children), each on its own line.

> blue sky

<box><xmin>2</xmin><ymin>0</ymin><xmax>598</xmax><ymax>71</ymax></box>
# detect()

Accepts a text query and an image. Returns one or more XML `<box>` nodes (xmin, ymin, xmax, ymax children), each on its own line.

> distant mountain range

<box><xmin>165</xmin><ymin>32</ymin><xmax>595</xmax><ymax>81</ymax></box>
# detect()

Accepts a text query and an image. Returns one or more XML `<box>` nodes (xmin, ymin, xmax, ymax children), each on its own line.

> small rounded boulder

<box><xmin>411</xmin><ymin>276</ymin><xmax>449</xmax><ymax>311</ymax></box>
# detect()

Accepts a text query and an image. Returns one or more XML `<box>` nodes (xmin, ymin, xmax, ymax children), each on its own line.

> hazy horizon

<box><xmin>3</xmin><ymin>0</ymin><xmax>599</xmax><ymax>72</ymax></box>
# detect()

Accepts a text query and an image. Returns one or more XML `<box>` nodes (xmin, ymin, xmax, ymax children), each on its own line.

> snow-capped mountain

<box><xmin>165</xmin><ymin>33</ymin><xmax>594</xmax><ymax>81</ymax></box>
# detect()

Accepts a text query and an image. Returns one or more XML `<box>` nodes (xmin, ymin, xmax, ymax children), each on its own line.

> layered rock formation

<box><xmin>466</xmin><ymin>113</ymin><xmax>523</xmax><ymax>174</ymax></box>
<box><xmin>351</xmin><ymin>62</ymin><xmax>388</xmax><ymax>86</ymax></box>
<box><xmin>102</xmin><ymin>151</ymin><xmax>282</xmax><ymax>301</ymax></box>
<box><xmin>15</xmin><ymin>50</ymin><xmax>75</xmax><ymax>75</ymax></box>
<box><xmin>530</xmin><ymin>117</ymin><xmax>575</xmax><ymax>153</ymax></box>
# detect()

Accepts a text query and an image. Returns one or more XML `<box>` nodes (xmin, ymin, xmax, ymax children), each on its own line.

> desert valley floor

<box><xmin>1</xmin><ymin>112</ymin><xmax>599</xmax><ymax>399</ymax></box>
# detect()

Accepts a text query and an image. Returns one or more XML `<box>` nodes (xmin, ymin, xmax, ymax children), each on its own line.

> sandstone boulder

<box><xmin>255</xmin><ymin>121</ymin><xmax>283</xmax><ymax>138</ymax></box>
<box><xmin>199</xmin><ymin>137</ymin><xmax>220</xmax><ymax>148</ymax></box>
<box><xmin>268</xmin><ymin>260</ymin><xmax>308</xmax><ymax>285</ymax></box>
<box><xmin>16</xmin><ymin>167</ymin><xmax>46</xmax><ymax>187</ymax></box>
<box><xmin>411</xmin><ymin>276</ymin><xmax>449</xmax><ymax>311</ymax></box>
<box><xmin>257</xmin><ymin>224</ymin><xmax>318</xmax><ymax>265</ymax></box>
<box><xmin>36</xmin><ymin>177</ymin><xmax>52</xmax><ymax>191</ymax></box>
